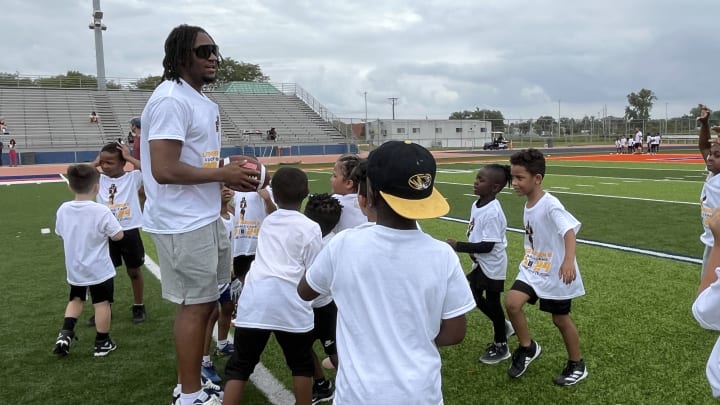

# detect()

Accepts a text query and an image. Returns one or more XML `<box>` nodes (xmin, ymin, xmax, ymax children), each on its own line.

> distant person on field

<box><xmin>447</xmin><ymin>164</ymin><xmax>515</xmax><ymax>365</ymax></box>
<box><xmin>634</xmin><ymin>127</ymin><xmax>643</xmax><ymax>153</ymax></box>
<box><xmin>8</xmin><ymin>138</ymin><xmax>17</xmax><ymax>166</ymax></box>
<box><xmin>298</xmin><ymin>140</ymin><xmax>475</xmax><ymax>403</ymax></box>
<box><xmin>697</xmin><ymin>104</ymin><xmax>720</xmax><ymax>278</ymax></box>
<box><xmin>0</xmin><ymin>139</ymin><xmax>3</xmax><ymax>166</ymax></box>
<box><xmin>224</xmin><ymin>167</ymin><xmax>323</xmax><ymax>405</ymax></box>
<box><xmin>53</xmin><ymin>163</ymin><xmax>124</xmax><ymax>358</ymax></box>
<box><xmin>89</xmin><ymin>111</ymin><xmax>99</xmax><ymax>124</ymax></box>
<box><xmin>506</xmin><ymin>148</ymin><xmax>588</xmax><ymax>385</ymax></box>
<box><xmin>692</xmin><ymin>209</ymin><xmax>720</xmax><ymax>398</ymax></box>
<box><xmin>303</xmin><ymin>192</ymin><xmax>342</xmax><ymax>403</ymax></box>
<box><xmin>92</xmin><ymin>142</ymin><xmax>147</xmax><ymax>324</ymax></box>
<box><xmin>330</xmin><ymin>154</ymin><xmax>367</xmax><ymax>233</ymax></box>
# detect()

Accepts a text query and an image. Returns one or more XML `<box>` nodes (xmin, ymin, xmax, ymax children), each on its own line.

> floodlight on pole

<box><xmin>88</xmin><ymin>0</ymin><xmax>108</xmax><ymax>90</ymax></box>
<box><xmin>364</xmin><ymin>91</ymin><xmax>369</xmax><ymax>142</ymax></box>
<box><xmin>388</xmin><ymin>97</ymin><xmax>398</xmax><ymax>120</ymax></box>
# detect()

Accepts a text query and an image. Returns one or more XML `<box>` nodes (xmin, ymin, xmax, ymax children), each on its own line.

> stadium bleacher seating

<box><xmin>0</xmin><ymin>82</ymin><xmax>347</xmax><ymax>152</ymax></box>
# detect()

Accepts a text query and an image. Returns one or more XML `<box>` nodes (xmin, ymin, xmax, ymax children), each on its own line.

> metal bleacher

<box><xmin>0</xmin><ymin>81</ymin><xmax>347</xmax><ymax>153</ymax></box>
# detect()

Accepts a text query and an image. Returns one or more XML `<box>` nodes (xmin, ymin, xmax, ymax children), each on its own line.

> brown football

<box><xmin>221</xmin><ymin>155</ymin><xmax>270</xmax><ymax>192</ymax></box>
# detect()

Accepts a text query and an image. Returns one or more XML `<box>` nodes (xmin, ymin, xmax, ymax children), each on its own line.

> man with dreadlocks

<box><xmin>139</xmin><ymin>24</ymin><xmax>260</xmax><ymax>405</ymax></box>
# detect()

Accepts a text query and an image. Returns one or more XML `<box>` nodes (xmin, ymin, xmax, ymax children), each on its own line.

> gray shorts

<box><xmin>151</xmin><ymin>218</ymin><xmax>232</xmax><ymax>305</ymax></box>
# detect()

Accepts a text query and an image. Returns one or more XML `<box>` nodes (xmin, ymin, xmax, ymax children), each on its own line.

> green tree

<box><xmin>533</xmin><ymin>116</ymin><xmax>556</xmax><ymax>135</ymax></box>
<box><xmin>0</xmin><ymin>72</ymin><xmax>34</xmax><ymax>87</ymax></box>
<box><xmin>216</xmin><ymin>57</ymin><xmax>269</xmax><ymax>83</ymax></box>
<box><xmin>133</xmin><ymin>75</ymin><xmax>163</xmax><ymax>90</ymax></box>
<box><xmin>625</xmin><ymin>88</ymin><xmax>657</xmax><ymax>121</ymax></box>
<box><xmin>449</xmin><ymin>108</ymin><xmax>505</xmax><ymax>131</ymax></box>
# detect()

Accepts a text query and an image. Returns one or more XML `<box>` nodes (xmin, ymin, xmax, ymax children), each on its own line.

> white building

<box><xmin>365</xmin><ymin>119</ymin><xmax>492</xmax><ymax>148</ymax></box>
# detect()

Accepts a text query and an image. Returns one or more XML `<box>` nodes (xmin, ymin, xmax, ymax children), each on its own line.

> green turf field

<box><xmin>1</xmin><ymin>154</ymin><xmax>718</xmax><ymax>404</ymax></box>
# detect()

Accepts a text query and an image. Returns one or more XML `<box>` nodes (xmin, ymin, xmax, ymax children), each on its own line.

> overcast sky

<box><xmin>4</xmin><ymin>0</ymin><xmax>720</xmax><ymax>121</ymax></box>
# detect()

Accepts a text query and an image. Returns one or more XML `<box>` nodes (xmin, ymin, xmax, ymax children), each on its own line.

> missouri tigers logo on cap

<box><xmin>408</xmin><ymin>174</ymin><xmax>432</xmax><ymax>191</ymax></box>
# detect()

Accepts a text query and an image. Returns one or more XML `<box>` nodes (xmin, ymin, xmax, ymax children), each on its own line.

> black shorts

<box><xmin>467</xmin><ymin>264</ymin><xmax>505</xmax><ymax>293</ymax></box>
<box><xmin>69</xmin><ymin>278</ymin><xmax>114</xmax><ymax>304</ymax></box>
<box><xmin>313</xmin><ymin>301</ymin><xmax>337</xmax><ymax>356</ymax></box>
<box><xmin>510</xmin><ymin>280</ymin><xmax>572</xmax><ymax>315</ymax></box>
<box><xmin>109</xmin><ymin>228</ymin><xmax>145</xmax><ymax>269</ymax></box>
<box><xmin>233</xmin><ymin>255</ymin><xmax>255</xmax><ymax>279</ymax></box>
<box><xmin>225</xmin><ymin>327</ymin><xmax>314</xmax><ymax>381</ymax></box>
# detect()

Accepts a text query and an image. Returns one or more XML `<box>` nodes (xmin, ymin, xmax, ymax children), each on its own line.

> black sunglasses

<box><xmin>193</xmin><ymin>44</ymin><xmax>220</xmax><ymax>60</ymax></box>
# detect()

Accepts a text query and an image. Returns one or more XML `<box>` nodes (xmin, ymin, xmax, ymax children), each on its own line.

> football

<box><xmin>221</xmin><ymin>155</ymin><xmax>270</xmax><ymax>192</ymax></box>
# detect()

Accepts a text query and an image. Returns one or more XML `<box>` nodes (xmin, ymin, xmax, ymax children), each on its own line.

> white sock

<box><xmin>180</xmin><ymin>390</ymin><xmax>201</xmax><ymax>405</ymax></box>
<box><xmin>202</xmin><ymin>355</ymin><xmax>211</xmax><ymax>364</ymax></box>
<box><xmin>217</xmin><ymin>339</ymin><xmax>227</xmax><ymax>348</ymax></box>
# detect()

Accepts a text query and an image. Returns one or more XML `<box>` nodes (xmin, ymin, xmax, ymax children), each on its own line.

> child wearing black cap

<box><xmin>298</xmin><ymin>140</ymin><xmax>475</xmax><ymax>404</ymax></box>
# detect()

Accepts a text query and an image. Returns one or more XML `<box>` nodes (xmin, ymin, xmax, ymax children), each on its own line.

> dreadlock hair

<box><xmin>509</xmin><ymin>148</ymin><xmax>546</xmax><ymax>178</ymax></box>
<box><xmin>100</xmin><ymin>142</ymin><xmax>126</xmax><ymax>163</ymax></box>
<box><xmin>304</xmin><ymin>193</ymin><xmax>343</xmax><ymax>237</ymax></box>
<box><xmin>484</xmin><ymin>163</ymin><xmax>512</xmax><ymax>188</ymax></box>
<box><xmin>161</xmin><ymin>24</ymin><xmax>216</xmax><ymax>83</ymax></box>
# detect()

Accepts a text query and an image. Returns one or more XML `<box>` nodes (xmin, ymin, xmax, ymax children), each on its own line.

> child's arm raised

<box><xmin>119</xmin><ymin>143</ymin><xmax>141</xmax><ymax>170</ymax></box>
<box><xmin>698</xmin><ymin>104</ymin><xmax>712</xmax><ymax>159</ymax></box>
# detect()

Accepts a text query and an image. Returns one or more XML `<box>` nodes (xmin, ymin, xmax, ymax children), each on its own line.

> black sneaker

<box><xmin>94</xmin><ymin>338</ymin><xmax>117</xmax><ymax>357</ymax></box>
<box><xmin>53</xmin><ymin>330</ymin><xmax>76</xmax><ymax>356</ymax></box>
<box><xmin>553</xmin><ymin>359</ymin><xmax>588</xmax><ymax>386</ymax></box>
<box><xmin>132</xmin><ymin>305</ymin><xmax>146</xmax><ymax>323</ymax></box>
<box><xmin>480</xmin><ymin>342</ymin><xmax>511</xmax><ymax>364</ymax></box>
<box><xmin>508</xmin><ymin>340</ymin><xmax>542</xmax><ymax>378</ymax></box>
<box><xmin>312</xmin><ymin>379</ymin><xmax>335</xmax><ymax>404</ymax></box>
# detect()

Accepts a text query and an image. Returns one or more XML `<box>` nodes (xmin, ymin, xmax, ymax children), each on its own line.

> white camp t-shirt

<box><xmin>701</xmin><ymin>173</ymin><xmax>720</xmax><ymax>247</ymax></box>
<box><xmin>516</xmin><ymin>192</ymin><xmax>585</xmax><ymax>299</ymax></box>
<box><xmin>140</xmin><ymin>79</ymin><xmax>222</xmax><ymax>234</ymax></box>
<box><xmin>235</xmin><ymin>209</ymin><xmax>322</xmax><ymax>332</ymax></box>
<box><xmin>55</xmin><ymin>200</ymin><xmax>122</xmax><ymax>286</ymax></box>
<box><xmin>221</xmin><ymin>213</ymin><xmax>234</xmax><ymax>241</ymax></box>
<box><xmin>332</xmin><ymin>193</ymin><xmax>367</xmax><ymax>233</ymax></box>
<box><xmin>311</xmin><ymin>232</ymin><xmax>336</xmax><ymax>309</ymax></box>
<box><xmin>635</xmin><ymin>130</ymin><xmax>643</xmax><ymax>144</ymax></box>
<box><xmin>96</xmin><ymin>171</ymin><xmax>143</xmax><ymax>230</ymax></box>
<box><xmin>232</xmin><ymin>190</ymin><xmax>273</xmax><ymax>256</ymax></box>
<box><xmin>305</xmin><ymin>225</ymin><xmax>475</xmax><ymax>404</ymax></box>
<box><xmin>692</xmin><ymin>266</ymin><xmax>720</xmax><ymax>397</ymax></box>
<box><xmin>467</xmin><ymin>199</ymin><xmax>508</xmax><ymax>280</ymax></box>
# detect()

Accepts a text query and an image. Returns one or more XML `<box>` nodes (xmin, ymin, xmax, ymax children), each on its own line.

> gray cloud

<box><xmin>3</xmin><ymin>0</ymin><xmax>720</xmax><ymax>122</ymax></box>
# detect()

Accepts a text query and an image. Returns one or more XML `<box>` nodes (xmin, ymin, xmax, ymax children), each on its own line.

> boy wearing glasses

<box><xmin>141</xmin><ymin>24</ymin><xmax>261</xmax><ymax>405</ymax></box>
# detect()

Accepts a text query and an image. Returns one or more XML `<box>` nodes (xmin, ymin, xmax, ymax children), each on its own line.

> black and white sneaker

<box><xmin>53</xmin><ymin>330</ymin><xmax>76</xmax><ymax>356</ymax></box>
<box><xmin>480</xmin><ymin>342</ymin><xmax>511</xmax><ymax>364</ymax></box>
<box><xmin>94</xmin><ymin>338</ymin><xmax>117</xmax><ymax>357</ymax></box>
<box><xmin>508</xmin><ymin>340</ymin><xmax>542</xmax><ymax>378</ymax></box>
<box><xmin>312</xmin><ymin>379</ymin><xmax>334</xmax><ymax>404</ymax></box>
<box><xmin>132</xmin><ymin>305</ymin><xmax>146</xmax><ymax>323</ymax></box>
<box><xmin>553</xmin><ymin>359</ymin><xmax>588</xmax><ymax>386</ymax></box>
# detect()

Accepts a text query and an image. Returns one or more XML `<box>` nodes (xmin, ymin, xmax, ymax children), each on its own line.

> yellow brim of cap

<box><xmin>380</xmin><ymin>187</ymin><xmax>450</xmax><ymax>220</ymax></box>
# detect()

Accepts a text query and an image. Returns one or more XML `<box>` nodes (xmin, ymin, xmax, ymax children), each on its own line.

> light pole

<box><xmin>364</xmin><ymin>91</ymin><xmax>369</xmax><ymax>144</ymax></box>
<box><xmin>665</xmin><ymin>102</ymin><xmax>668</xmax><ymax>134</ymax></box>
<box><xmin>88</xmin><ymin>0</ymin><xmax>108</xmax><ymax>90</ymax></box>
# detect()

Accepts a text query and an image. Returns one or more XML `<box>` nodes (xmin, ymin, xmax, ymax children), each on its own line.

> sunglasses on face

<box><xmin>193</xmin><ymin>44</ymin><xmax>220</xmax><ymax>59</ymax></box>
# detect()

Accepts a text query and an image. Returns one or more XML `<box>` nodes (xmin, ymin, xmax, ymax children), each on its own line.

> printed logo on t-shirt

<box><xmin>520</xmin><ymin>222</ymin><xmax>550</xmax><ymax>274</ymax></box>
<box><xmin>215</xmin><ymin>115</ymin><xmax>220</xmax><ymax>133</ymax></box>
<box><xmin>466</xmin><ymin>217</ymin><xmax>475</xmax><ymax>238</ymax></box>
<box><xmin>202</xmin><ymin>150</ymin><xmax>220</xmax><ymax>168</ymax></box>
<box><xmin>107</xmin><ymin>183</ymin><xmax>131</xmax><ymax>220</ymax></box>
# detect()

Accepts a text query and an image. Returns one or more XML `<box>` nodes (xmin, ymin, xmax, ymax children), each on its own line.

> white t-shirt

<box><xmin>635</xmin><ymin>130</ymin><xmax>643</xmax><ymax>144</ymax></box>
<box><xmin>692</xmin><ymin>266</ymin><xmax>720</xmax><ymax>397</ymax></box>
<box><xmin>332</xmin><ymin>193</ymin><xmax>367</xmax><ymax>233</ymax></box>
<box><xmin>235</xmin><ymin>209</ymin><xmax>322</xmax><ymax>332</ymax></box>
<box><xmin>305</xmin><ymin>225</ymin><xmax>475</xmax><ymax>404</ymax></box>
<box><xmin>232</xmin><ymin>191</ymin><xmax>272</xmax><ymax>256</ymax></box>
<box><xmin>311</xmin><ymin>232</ymin><xmax>336</xmax><ymax>309</ymax></box>
<box><xmin>467</xmin><ymin>199</ymin><xmax>508</xmax><ymax>280</ymax></box>
<box><xmin>55</xmin><ymin>200</ymin><xmax>122</xmax><ymax>286</ymax></box>
<box><xmin>516</xmin><ymin>192</ymin><xmax>585</xmax><ymax>299</ymax></box>
<box><xmin>701</xmin><ymin>173</ymin><xmax>720</xmax><ymax>247</ymax></box>
<box><xmin>96</xmin><ymin>171</ymin><xmax>143</xmax><ymax>230</ymax></box>
<box><xmin>140</xmin><ymin>79</ymin><xmax>222</xmax><ymax>234</ymax></box>
<box><xmin>221</xmin><ymin>213</ymin><xmax>234</xmax><ymax>240</ymax></box>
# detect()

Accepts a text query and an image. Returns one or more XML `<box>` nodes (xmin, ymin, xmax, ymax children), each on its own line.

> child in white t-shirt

<box><xmin>507</xmin><ymin>148</ymin><xmax>587</xmax><ymax>385</ymax></box>
<box><xmin>54</xmin><ymin>163</ymin><xmax>124</xmax><ymax>357</ymax></box>
<box><xmin>299</xmin><ymin>141</ymin><xmax>475</xmax><ymax>404</ymax></box>
<box><xmin>697</xmin><ymin>105</ymin><xmax>720</xmax><ymax>278</ymax></box>
<box><xmin>93</xmin><ymin>142</ymin><xmax>147</xmax><ymax>324</ymax></box>
<box><xmin>224</xmin><ymin>167</ymin><xmax>323</xmax><ymax>404</ymax></box>
<box><xmin>330</xmin><ymin>154</ymin><xmax>367</xmax><ymax>232</ymax></box>
<box><xmin>693</xmin><ymin>209</ymin><xmax>720</xmax><ymax>397</ymax></box>
<box><xmin>447</xmin><ymin>163</ymin><xmax>514</xmax><ymax>365</ymax></box>
<box><xmin>303</xmin><ymin>193</ymin><xmax>343</xmax><ymax>403</ymax></box>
